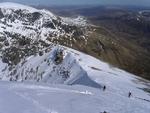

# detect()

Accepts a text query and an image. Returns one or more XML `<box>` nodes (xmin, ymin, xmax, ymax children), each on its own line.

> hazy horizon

<box><xmin>0</xmin><ymin>0</ymin><xmax>150</xmax><ymax>7</ymax></box>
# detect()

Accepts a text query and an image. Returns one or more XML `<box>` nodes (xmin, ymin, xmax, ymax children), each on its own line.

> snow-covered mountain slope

<box><xmin>0</xmin><ymin>46</ymin><xmax>100</xmax><ymax>88</ymax></box>
<box><xmin>0</xmin><ymin>45</ymin><xmax>150</xmax><ymax>113</ymax></box>
<box><xmin>0</xmin><ymin>2</ymin><xmax>89</xmax><ymax>68</ymax></box>
<box><xmin>0</xmin><ymin>2</ymin><xmax>87</xmax><ymax>59</ymax></box>
<box><xmin>0</xmin><ymin>2</ymin><xmax>150</xmax><ymax>113</ymax></box>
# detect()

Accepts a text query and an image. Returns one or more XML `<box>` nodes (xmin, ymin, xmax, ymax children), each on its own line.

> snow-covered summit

<box><xmin>0</xmin><ymin>2</ymin><xmax>87</xmax><ymax>47</ymax></box>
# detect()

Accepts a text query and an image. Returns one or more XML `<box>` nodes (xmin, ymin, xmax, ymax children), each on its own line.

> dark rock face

<box><xmin>5</xmin><ymin>10</ymin><xmax>41</xmax><ymax>23</ymax></box>
<box><xmin>0</xmin><ymin>8</ymin><xmax>4</xmax><ymax>18</ymax></box>
<box><xmin>32</xmin><ymin>12</ymin><xmax>41</xmax><ymax>22</ymax></box>
<box><xmin>43</xmin><ymin>21</ymin><xmax>56</xmax><ymax>29</ymax></box>
<box><xmin>0</xmin><ymin>36</ymin><xmax>6</xmax><ymax>42</ymax></box>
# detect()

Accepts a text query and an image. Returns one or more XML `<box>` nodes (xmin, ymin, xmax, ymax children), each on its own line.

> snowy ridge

<box><xmin>0</xmin><ymin>2</ymin><xmax>57</xmax><ymax>18</ymax></box>
<box><xmin>0</xmin><ymin>2</ymin><xmax>38</xmax><ymax>12</ymax></box>
<box><xmin>0</xmin><ymin>46</ymin><xmax>100</xmax><ymax>88</ymax></box>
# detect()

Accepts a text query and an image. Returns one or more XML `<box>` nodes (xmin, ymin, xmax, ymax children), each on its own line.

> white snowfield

<box><xmin>0</xmin><ymin>46</ymin><xmax>150</xmax><ymax>113</ymax></box>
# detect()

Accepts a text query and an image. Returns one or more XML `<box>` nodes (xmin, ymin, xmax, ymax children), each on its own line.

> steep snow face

<box><xmin>0</xmin><ymin>46</ymin><xmax>100</xmax><ymax>88</ymax></box>
<box><xmin>65</xmin><ymin>47</ymin><xmax>150</xmax><ymax>104</ymax></box>
<box><xmin>0</xmin><ymin>45</ymin><xmax>149</xmax><ymax>93</ymax></box>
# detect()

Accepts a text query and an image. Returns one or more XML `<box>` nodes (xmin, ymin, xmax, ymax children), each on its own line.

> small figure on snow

<box><xmin>103</xmin><ymin>85</ymin><xmax>106</xmax><ymax>91</ymax></box>
<box><xmin>128</xmin><ymin>91</ymin><xmax>132</xmax><ymax>98</ymax></box>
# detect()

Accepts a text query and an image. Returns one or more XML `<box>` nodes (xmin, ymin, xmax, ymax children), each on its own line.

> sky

<box><xmin>0</xmin><ymin>0</ymin><xmax>150</xmax><ymax>7</ymax></box>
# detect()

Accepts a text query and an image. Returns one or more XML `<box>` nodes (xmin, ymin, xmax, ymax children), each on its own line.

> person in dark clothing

<box><xmin>128</xmin><ymin>91</ymin><xmax>132</xmax><ymax>98</ymax></box>
<box><xmin>103</xmin><ymin>85</ymin><xmax>106</xmax><ymax>91</ymax></box>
